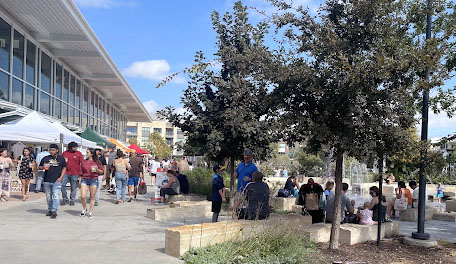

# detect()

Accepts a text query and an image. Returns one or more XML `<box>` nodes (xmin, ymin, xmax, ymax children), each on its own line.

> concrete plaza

<box><xmin>0</xmin><ymin>188</ymin><xmax>208</xmax><ymax>264</ymax></box>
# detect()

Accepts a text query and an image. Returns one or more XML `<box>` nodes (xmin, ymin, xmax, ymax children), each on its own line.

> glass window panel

<box><xmin>101</xmin><ymin>100</ymin><xmax>105</xmax><ymax>122</ymax></box>
<box><xmin>95</xmin><ymin>95</ymin><xmax>99</xmax><ymax>118</ymax></box>
<box><xmin>26</xmin><ymin>41</ymin><xmax>35</xmax><ymax>84</ymax></box>
<box><xmin>54</xmin><ymin>99</ymin><xmax>61</xmax><ymax>119</ymax></box>
<box><xmin>75</xmin><ymin>80</ymin><xmax>81</xmax><ymax>109</ymax></box>
<box><xmin>63</xmin><ymin>70</ymin><xmax>69</xmax><ymax>103</ymax></box>
<box><xmin>74</xmin><ymin>110</ymin><xmax>80</xmax><ymax>126</ymax></box>
<box><xmin>90</xmin><ymin>91</ymin><xmax>95</xmax><ymax>116</ymax></box>
<box><xmin>83</xmin><ymin>85</ymin><xmax>88</xmax><ymax>112</ymax></box>
<box><xmin>68</xmin><ymin>107</ymin><xmax>74</xmax><ymax>124</ymax></box>
<box><xmin>82</xmin><ymin>113</ymin><xmax>87</xmax><ymax>128</ymax></box>
<box><xmin>69</xmin><ymin>75</ymin><xmax>75</xmax><ymax>106</ymax></box>
<box><xmin>12</xmin><ymin>78</ymin><xmax>22</xmax><ymax>105</ymax></box>
<box><xmin>62</xmin><ymin>103</ymin><xmax>68</xmax><ymax>122</ymax></box>
<box><xmin>0</xmin><ymin>18</ymin><xmax>11</xmax><ymax>72</ymax></box>
<box><xmin>55</xmin><ymin>64</ymin><xmax>62</xmax><ymax>99</ymax></box>
<box><xmin>13</xmin><ymin>30</ymin><xmax>24</xmax><ymax>78</ymax></box>
<box><xmin>40</xmin><ymin>52</ymin><xmax>51</xmax><ymax>93</ymax></box>
<box><xmin>39</xmin><ymin>92</ymin><xmax>50</xmax><ymax>115</ymax></box>
<box><xmin>0</xmin><ymin>71</ymin><xmax>8</xmax><ymax>100</ymax></box>
<box><xmin>24</xmin><ymin>85</ymin><xmax>34</xmax><ymax>109</ymax></box>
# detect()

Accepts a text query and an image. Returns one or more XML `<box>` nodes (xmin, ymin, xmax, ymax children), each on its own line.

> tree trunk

<box><xmin>377</xmin><ymin>151</ymin><xmax>383</xmax><ymax>246</ymax></box>
<box><xmin>229</xmin><ymin>157</ymin><xmax>235</xmax><ymax>207</ymax></box>
<box><xmin>329</xmin><ymin>151</ymin><xmax>344</xmax><ymax>249</ymax></box>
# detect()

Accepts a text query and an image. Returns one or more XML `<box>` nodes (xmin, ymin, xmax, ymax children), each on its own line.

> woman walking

<box><xmin>0</xmin><ymin>148</ymin><xmax>14</xmax><ymax>202</ymax></box>
<box><xmin>94</xmin><ymin>148</ymin><xmax>107</xmax><ymax>206</ymax></box>
<box><xmin>17</xmin><ymin>148</ymin><xmax>36</xmax><ymax>201</ymax></box>
<box><xmin>80</xmin><ymin>148</ymin><xmax>104</xmax><ymax>218</ymax></box>
<box><xmin>113</xmin><ymin>150</ymin><xmax>130</xmax><ymax>204</ymax></box>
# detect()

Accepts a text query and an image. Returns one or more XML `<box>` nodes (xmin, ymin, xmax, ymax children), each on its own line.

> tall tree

<box><xmin>159</xmin><ymin>1</ymin><xmax>277</xmax><ymax>194</ymax></box>
<box><xmin>143</xmin><ymin>132</ymin><xmax>171</xmax><ymax>159</ymax></box>
<box><xmin>270</xmin><ymin>0</ymin><xmax>419</xmax><ymax>249</ymax></box>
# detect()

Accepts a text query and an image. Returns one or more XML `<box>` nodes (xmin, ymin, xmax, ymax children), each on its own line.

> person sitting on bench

<box><xmin>158</xmin><ymin>170</ymin><xmax>180</xmax><ymax>203</ymax></box>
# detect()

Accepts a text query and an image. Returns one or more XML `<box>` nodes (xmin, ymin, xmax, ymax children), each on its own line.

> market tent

<box><xmin>51</xmin><ymin>122</ymin><xmax>97</xmax><ymax>148</ymax></box>
<box><xmin>110</xmin><ymin>138</ymin><xmax>130</xmax><ymax>152</ymax></box>
<box><xmin>80</xmin><ymin>127</ymin><xmax>110</xmax><ymax>147</ymax></box>
<box><xmin>0</xmin><ymin>111</ymin><xmax>61</xmax><ymax>143</ymax></box>
<box><xmin>128</xmin><ymin>144</ymin><xmax>149</xmax><ymax>155</ymax></box>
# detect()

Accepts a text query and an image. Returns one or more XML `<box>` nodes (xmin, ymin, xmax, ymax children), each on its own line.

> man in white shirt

<box><xmin>409</xmin><ymin>180</ymin><xmax>419</xmax><ymax>208</ymax></box>
<box><xmin>149</xmin><ymin>157</ymin><xmax>160</xmax><ymax>186</ymax></box>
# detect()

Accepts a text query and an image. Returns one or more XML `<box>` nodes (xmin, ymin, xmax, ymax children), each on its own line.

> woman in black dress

<box><xmin>18</xmin><ymin>148</ymin><xmax>36</xmax><ymax>201</ymax></box>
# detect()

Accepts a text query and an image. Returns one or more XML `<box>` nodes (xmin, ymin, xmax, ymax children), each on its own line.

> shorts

<box><xmin>212</xmin><ymin>201</ymin><xmax>222</xmax><ymax>213</ymax></box>
<box><xmin>437</xmin><ymin>193</ymin><xmax>444</xmax><ymax>198</ymax></box>
<box><xmin>81</xmin><ymin>178</ymin><xmax>98</xmax><ymax>187</ymax></box>
<box><xmin>151</xmin><ymin>173</ymin><xmax>156</xmax><ymax>177</ymax></box>
<box><xmin>128</xmin><ymin>176</ymin><xmax>140</xmax><ymax>186</ymax></box>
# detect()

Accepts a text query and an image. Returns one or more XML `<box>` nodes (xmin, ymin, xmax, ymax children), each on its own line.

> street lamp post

<box><xmin>412</xmin><ymin>0</ymin><xmax>432</xmax><ymax>241</ymax></box>
<box><xmin>447</xmin><ymin>142</ymin><xmax>453</xmax><ymax>177</ymax></box>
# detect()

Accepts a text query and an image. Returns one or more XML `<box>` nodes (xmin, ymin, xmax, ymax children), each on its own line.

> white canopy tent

<box><xmin>51</xmin><ymin>122</ymin><xmax>97</xmax><ymax>148</ymax></box>
<box><xmin>0</xmin><ymin>111</ymin><xmax>61</xmax><ymax>144</ymax></box>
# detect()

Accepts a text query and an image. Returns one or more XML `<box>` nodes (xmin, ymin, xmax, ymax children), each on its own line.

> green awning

<box><xmin>80</xmin><ymin>127</ymin><xmax>110</xmax><ymax>147</ymax></box>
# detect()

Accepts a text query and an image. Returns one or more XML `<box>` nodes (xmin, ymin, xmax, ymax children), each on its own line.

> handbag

<box><xmin>138</xmin><ymin>179</ymin><xmax>147</xmax><ymax>195</ymax></box>
<box><xmin>305</xmin><ymin>193</ymin><xmax>319</xmax><ymax>210</ymax></box>
<box><xmin>394</xmin><ymin>189</ymin><xmax>408</xmax><ymax>211</ymax></box>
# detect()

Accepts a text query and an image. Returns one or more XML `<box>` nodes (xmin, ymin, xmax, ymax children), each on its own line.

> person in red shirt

<box><xmin>79</xmin><ymin>148</ymin><xmax>104</xmax><ymax>218</ymax></box>
<box><xmin>61</xmin><ymin>142</ymin><xmax>84</xmax><ymax>206</ymax></box>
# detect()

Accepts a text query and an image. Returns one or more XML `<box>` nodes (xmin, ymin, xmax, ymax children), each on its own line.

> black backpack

<box><xmin>177</xmin><ymin>174</ymin><xmax>189</xmax><ymax>194</ymax></box>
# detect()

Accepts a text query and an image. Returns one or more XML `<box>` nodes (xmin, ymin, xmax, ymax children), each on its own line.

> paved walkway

<box><xmin>0</xmin><ymin>187</ymin><xmax>208</xmax><ymax>264</ymax></box>
<box><xmin>399</xmin><ymin>219</ymin><xmax>456</xmax><ymax>243</ymax></box>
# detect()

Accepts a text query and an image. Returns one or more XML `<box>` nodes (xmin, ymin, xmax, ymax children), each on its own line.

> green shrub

<box><xmin>184</xmin><ymin>168</ymin><xmax>233</xmax><ymax>200</ymax></box>
<box><xmin>182</xmin><ymin>224</ymin><xmax>316</xmax><ymax>264</ymax></box>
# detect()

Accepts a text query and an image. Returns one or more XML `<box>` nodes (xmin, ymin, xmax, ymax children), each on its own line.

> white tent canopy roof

<box><xmin>51</xmin><ymin>121</ymin><xmax>96</xmax><ymax>148</ymax></box>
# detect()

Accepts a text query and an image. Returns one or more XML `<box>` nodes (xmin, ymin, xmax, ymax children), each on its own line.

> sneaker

<box><xmin>88</xmin><ymin>212</ymin><xmax>93</xmax><ymax>219</ymax></box>
<box><xmin>61</xmin><ymin>200</ymin><xmax>68</xmax><ymax>206</ymax></box>
<box><xmin>95</xmin><ymin>201</ymin><xmax>98</xmax><ymax>206</ymax></box>
<box><xmin>50</xmin><ymin>212</ymin><xmax>57</xmax><ymax>219</ymax></box>
<box><xmin>69</xmin><ymin>201</ymin><xmax>75</xmax><ymax>206</ymax></box>
<box><xmin>80</xmin><ymin>210</ymin><xmax>87</xmax><ymax>217</ymax></box>
<box><xmin>45</xmin><ymin>211</ymin><xmax>52</xmax><ymax>216</ymax></box>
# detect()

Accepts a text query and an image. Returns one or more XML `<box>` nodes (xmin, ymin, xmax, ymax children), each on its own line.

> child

<box><xmin>211</xmin><ymin>165</ymin><xmax>226</xmax><ymax>222</ymax></box>
<box><xmin>436</xmin><ymin>183</ymin><xmax>444</xmax><ymax>205</ymax></box>
<box><xmin>359</xmin><ymin>202</ymin><xmax>377</xmax><ymax>225</ymax></box>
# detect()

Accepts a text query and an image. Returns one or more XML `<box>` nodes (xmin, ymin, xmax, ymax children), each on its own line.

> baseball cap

<box><xmin>213</xmin><ymin>165</ymin><xmax>225</xmax><ymax>172</ymax></box>
<box><xmin>243</xmin><ymin>149</ymin><xmax>253</xmax><ymax>156</ymax></box>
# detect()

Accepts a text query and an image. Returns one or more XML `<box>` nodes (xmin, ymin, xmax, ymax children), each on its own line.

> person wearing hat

<box><xmin>234</xmin><ymin>171</ymin><xmax>270</xmax><ymax>220</ymax></box>
<box><xmin>211</xmin><ymin>165</ymin><xmax>226</xmax><ymax>222</ymax></box>
<box><xmin>127</xmin><ymin>149</ymin><xmax>143</xmax><ymax>202</ymax></box>
<box><xmin>234</xmin><ymin>149</ymin><xmax>258</xmax><ymax>202</ymax></box>
<box><xmin>94</xmin><ymin>147</ymin><xmax>107</xmax><ymax>206</ymax></box>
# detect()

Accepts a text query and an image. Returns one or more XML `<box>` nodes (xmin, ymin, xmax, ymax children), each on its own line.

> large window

<box><xmin>0</xmin><ymin>18</ymin><xmax>11</xmax><ymax>72</ymax></box>
<box><xmin>141</xmin><ymin>136</ymin><xmax>148</xmax><ymax>143</ymax></box>
<box><xmin>54</xmin><ymin>99</ymin><xmax>61</xmax><ymax>119</ymax></box>
<box><xmin>62</xmin><ymin>103</ymin><xmax>68</xmax><ymax>122</ymax></box>
<box><xmin>166</xmin><ymin>138</ymin><xmax>174</xmax><ymax>146</ymax></box>
<box><xmin>75</xmin><ymin>80</ymin><xmax>81</xmax><ymax>108</ymax></box>
<box><xmin>127</xmin><ymin>126</ymin><xmax>137</xmax><ymax>134</ymax></box>
<box><xmin>24</xmin><ymin>85</ymin><xmax>34</xmax><ymax>109</ymax></box>
<box><xmin>154</xmin><ymin>128</ymin><xmax>162</xmax><ymax>134</ymax></box>
<box><xmin>63</xmin><ymin>70</ymin><xmax>69</xmax><ymax>103</ymax></box>
<box><xmin>166</xmin><ymin>128</ymin><xmax>174</xmax><ymax>137</ymax></box>
<box><xmin>83</xmin><ymin>85</ymin><xmax>88</xmax><ymax>113</ymax></box>
<box><xmin>40</xmin><ymin>52</ymin><xmax>51</xmax><ymax>93</ymax></box>
<box><xmin>74</xmin><ymin>109</ymin><xmax>80</xmax><ymax>126</ymax></box>
<box><xmin>141</xmin><ymin>127</ymin><xmax>150</xmax><ymax>137</ymax></box>
<box><xmin>55</xmin><ymin>64</ymin><xmax>62</xmax><ymax>98</ymax></box>
<box><xmin>82</xmin><ymin>113</ymin><xmax>87</xmax><ymax>128</ymax></box>
<box><xmin>39</xmin><ymin>92</ymin><xmax>50</xmax><ymax>115</ymax></box>
<box><xmin>69</xmin><ymin>75</ymin><xmax>75</xmax><ymax>106</ymax></box>
<box><xmin>12</xmin><ymin>78</ymin><xmax>22</xmax><ymax>105</ymax></box>
<box><xmin>68</xmin><ymin>106</ymin><xmax>74</xmax><ymax>124</ymax></box>
<box><xmin>25</xmin><ymin>40</ymin><xmax>36</xmax><ymax>84</ymax></box>
<box><xmin>0</xmin><ymin>71</ymin><xmax>8</xmax><ymax>100</ymax></box>
<box><xmin>90</xmin><ymin>91</ymin><xmax>94</xmax><ymax>115</ymax></box>
<box><xmin>13</xmin><ymin>30</ymin><xmax>24</xmax><ymax>78</ymax></box>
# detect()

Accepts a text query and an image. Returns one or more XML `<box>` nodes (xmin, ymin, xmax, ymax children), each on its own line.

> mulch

<box><xmin>312</xmin><ymin>237</ymin><xmax>456</xmax><ymax>264</ymax></box>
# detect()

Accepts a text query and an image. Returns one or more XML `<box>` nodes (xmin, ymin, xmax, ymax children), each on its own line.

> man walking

<box><xmin>34</xmin><ymin>148</ymin><xmax>50</xmax><ymax>193</ymax></box>
<box><xmin>39</xmin><ymin>144</ymin><xmax>66</xmax><ymax>219</ymax></box>
<box><xmin>127</xmin><ymin>149</ymin><xmax>143</xmax><ymax>202</ymax></box>
<box><xmin>235</xmin><ymin>150</ymin><xmax>258</xmax><ymax>203</ymax></box>
<box><xmin>61</xmin><ymin>142</ymin><xmax>83</xmax><ymax>206</ymax></box>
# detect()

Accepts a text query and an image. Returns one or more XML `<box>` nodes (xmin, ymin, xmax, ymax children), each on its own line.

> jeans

<box><xmin>44</xmin><ymin>181</ymin><xmax>62</xmax><ymax>212</ymax></box>
<box><xmin>95</xmin><ymin>175</ymin><xmax>103</xmax><ymax>202</ymax></box>
<box><xmin>115</xmin><ymin>172</ymin><xmax>127</xmax><ymax>201</ymax></box>
<box><xmin>61</xmin><ymin>174</ymin><xmax>79</xmax><ymax>202</ymax></box>
<box><xmin>35</xmin><ymin>171</ymin><xmax>44</xmax><ymax>191</ymax></box>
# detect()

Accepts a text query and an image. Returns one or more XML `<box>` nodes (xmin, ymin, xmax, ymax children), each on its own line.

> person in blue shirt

<box><xmin>282</xmin><ymin>168</ymin><xmax>288</xmax><ymax>178</ymax></box>
<box><xmin>235</xmin><ymin>150</ymin><xmax>258</xmax><ymax>192</ymax></box>
<box><xmin>211</xmin><ymin>165</ymin><xmax>226</xmax><ymax>222</ymax></box>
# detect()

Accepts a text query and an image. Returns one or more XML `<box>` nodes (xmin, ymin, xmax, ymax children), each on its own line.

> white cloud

<box><xmin>142</xmin><ymin>100</ymin><xmax>186</xmax><ymax>120</ymax></box>
<box><xmin>123</xmin><ymin>60</ymin><xmax>186</xmax><ymax>84</ymax></box>
<box><xmin>74</xmin><ymin>0</ymin><xmax>136</xmax><ymax>9</ymax></box>
<box><xmin>417</xmin><ymin>110</ymin><xmax>456</xmax><ymax>139</ymax></box>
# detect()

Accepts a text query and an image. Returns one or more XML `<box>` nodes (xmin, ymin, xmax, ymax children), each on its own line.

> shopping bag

<box><xmin>305</xmin><ymin>193</ymin><xmax>319</xmax><ymax>210</ymax></box>
<box><xmin>138</xmin><ymin>180</ymin><xmax>147</xmax><ymax>195</ymax></box>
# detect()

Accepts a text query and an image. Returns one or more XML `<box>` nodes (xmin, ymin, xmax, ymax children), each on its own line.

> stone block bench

<box><xmin>165</xmin><ymin>214</ymin><xmax>312</xmax><ymax>258</ymax></box>
<box><xmin>303</xmin><ymin>222</ymin><xmax>400</xmax><ymax>245</ymax></box>
<box><xmin>167</xmin><ymin>193</ymin><xmax>207</xmax><ymax>204</ymax></box>
<box><xmin>269</xmin><ymin>197</ymin><xmax>297</xmax><ymax>211</ymax></box>
<box><xmin>446</xmin><ymin>200</ymin><xmax>456</xmax><ymax>212</ymax></box>
<box><xmin>147</xmin><ymin>201</ymin><xmax>212</xmax><ymax>221</ymax></box>
<box><xmin>444</xmin><ymin>191</ymin><xmax>456</xmax><ymax>197</ymax></box>
<box><xmin>433</xmin><ymin>212</ymin><xmax>456</xmax><ymax>222</ymax></box>
<box><xmin>398</xmin><ymin>207</ymin><xmax>440</xmax><ymax>222</ymax></box>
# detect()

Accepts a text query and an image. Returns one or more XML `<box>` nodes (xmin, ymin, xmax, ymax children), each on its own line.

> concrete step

<box><xmin>269</xmin><ymin>197</ymin><xmax>298</xmax><ymax>211</ymax></box>
<box><xmin>433</xmin><ymin>212</ymin><xmax>456</xmax><ymax>222</ymax></box>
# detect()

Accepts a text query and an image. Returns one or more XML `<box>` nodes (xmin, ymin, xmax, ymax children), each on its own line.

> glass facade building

<box><xmin>0</xmin><ymin>11</ymin><xmax>134</xmax><ymax>141</ymax></box>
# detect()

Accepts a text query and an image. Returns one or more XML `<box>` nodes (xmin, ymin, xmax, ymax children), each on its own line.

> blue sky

<box><xmin>75</xmin><ymin>0</ymin><xmax>455</xmax><ymax>139</ymax></box>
